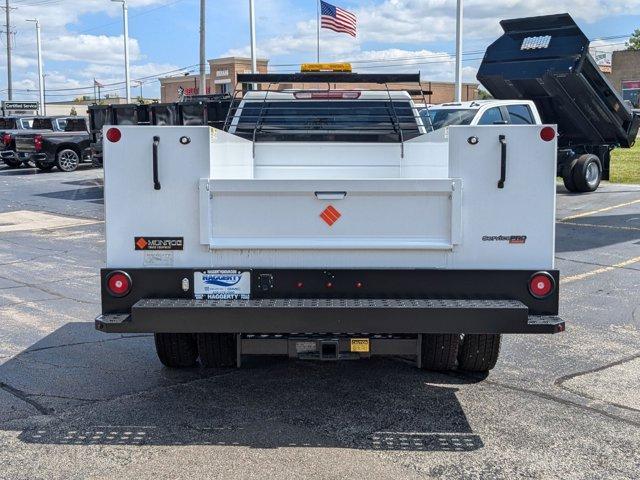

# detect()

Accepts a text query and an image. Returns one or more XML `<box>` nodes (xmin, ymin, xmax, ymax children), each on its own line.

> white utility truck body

<box><xmin>97</xmin><ymin>71</ymin><xmax>563</xmax><ymax>371</ymax></box>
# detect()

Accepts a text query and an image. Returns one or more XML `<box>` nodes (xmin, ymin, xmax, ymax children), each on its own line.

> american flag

<box><xmin>321</xmin><ymin>1</ymin><xmax>357</xmax><ymax>37</ymax></box>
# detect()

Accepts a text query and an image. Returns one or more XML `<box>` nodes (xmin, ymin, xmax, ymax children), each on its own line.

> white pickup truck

<box><xmin>423</xmin><ymin>100</ymin><xmax>604</xmax><ymax>193</ymax></box>
<box><xmin>96</xmin><ymin>68</ymin><xmax>563</xmax><ymax>374</ymax></box>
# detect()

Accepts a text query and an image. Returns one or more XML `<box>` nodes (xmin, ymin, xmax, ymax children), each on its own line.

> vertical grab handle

<box><xmin>152</xmin><ymin>136</ymin><xmax>161</xmax><ymax>191</ymax></box>
<box><xmin>498</xmin><ymin>134</ymin><xmax>507</xmax><ymax>189</ymax></box>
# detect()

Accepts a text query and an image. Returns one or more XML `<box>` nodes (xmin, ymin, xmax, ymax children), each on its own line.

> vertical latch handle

<box><xmin>498</xmin><ymin>134</ymin><xmax>507</xmax><ymax>189</ymax></box>
<box><xmin>152</xmin><ymin>136</ymin><xmax>161</xmax><ymax>191</ymax></box>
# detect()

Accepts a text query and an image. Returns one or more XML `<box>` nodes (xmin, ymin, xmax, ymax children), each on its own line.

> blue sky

<box><xmin>1</xmin><ymin>0</ymin><xmax>638</xmax><ymax>101</ymax></box>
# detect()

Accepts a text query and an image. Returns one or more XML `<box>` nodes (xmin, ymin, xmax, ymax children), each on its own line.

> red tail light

<box><xmin>529</xmin><ymin>272</ymin><xmax>555</xmax><ymax>299</ymax></box>
<box><xmin>106</xmin><ymin>271</ymin><xmax>132</xmax><ymax>297</ymax></box>
<box><xmin>294</xmin><ymin>91</ymin><xmax>361</xmax><ymax>100</ymax></box>
<box><xmin>2</xmin><ymin>133</ymin><xmax>11</xmax><ymax>146</ymax></box>
<box><xmin>106</xmin><ymin>128</ymin><xmax>122</xmax><ymax>143</ymax></box>
<box><xmin>540</xmin><ymin>126</ymin><xmax>555</xmax><ymax>142</ymax></box>
<box><xmin>34</xmin><ymin>135</ymin><xmax>43</xmax><ymax>152</ymax></box>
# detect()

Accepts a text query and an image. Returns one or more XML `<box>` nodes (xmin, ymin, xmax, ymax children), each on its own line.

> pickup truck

<box><xmin>15</xmin><ymin>117</ymin><xmax>92</xmax><ymax>172</ymax></box>
<box><xmin>0</xmin><ymin>116</ymin><xmax>35</xmax><ymax>168</ymax></box>
<box><xmin>96</xmin><ymin>67</ymin><xmax>563</xmax><ymax>374</ymax></box>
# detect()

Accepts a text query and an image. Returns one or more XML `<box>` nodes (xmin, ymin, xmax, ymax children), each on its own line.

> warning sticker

<box><xmin>350</xmin><ymin>338</ymin><xmax>370</xmax><ymax>353</ymax></box>
<box><xmin>194</xmin><ymin>270</ymin><xmax>250</xmax><ymax>300</ymax></box>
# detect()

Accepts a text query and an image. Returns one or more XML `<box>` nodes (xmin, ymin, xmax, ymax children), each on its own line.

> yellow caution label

<box><xmin>350</xmin><ymin>338</ymin><xmax>370</xmax><ymax>353</ymax></box>
<box><xmin>301</xmin><ymin>63</ymin><xmax>352</xmax><ymax>73</ymax></box>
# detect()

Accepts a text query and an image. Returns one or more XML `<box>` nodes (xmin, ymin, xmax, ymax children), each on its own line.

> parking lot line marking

<box><xmin>563</xmin><ymin>256</ymin><xmax>640</xmax><ymax>284</ymax></box>
<box><xmin>558</xmin><ymin>221</ymin><xmax>640</xmax><ymax>232</ymax></box>
<box><xmin>559</xmin><ymin>198</ymin><xmax>640</xmax><ymax>222</ymax></box>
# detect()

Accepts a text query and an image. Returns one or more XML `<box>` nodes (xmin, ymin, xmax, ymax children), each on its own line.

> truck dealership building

<box><xmin>159</xmin><ymin>56</ymin><xmax>479</xmax><ymax>104</ymax></box>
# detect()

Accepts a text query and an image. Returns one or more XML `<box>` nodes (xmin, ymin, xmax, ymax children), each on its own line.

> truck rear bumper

<box><xmin>96</xmin><ymin>297</ymin><xmax>564</xmax><ymax>334</ymax></box>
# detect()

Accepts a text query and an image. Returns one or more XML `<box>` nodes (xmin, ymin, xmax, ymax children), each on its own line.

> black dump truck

<box><xmin>477</xmin><ymin>13</ymin><xmax>640</xmax><ymax>192</ymax></box>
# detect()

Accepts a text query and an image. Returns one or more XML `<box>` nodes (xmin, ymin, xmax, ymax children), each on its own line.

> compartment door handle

<box><xmin>315</xmin><ymin>191</ymin><xmax>347</xmax><ymax>200</ymax></box>
<box><xmin>152</xmin><ymin>136</ymin><xmax>161</xmax><ymax>191</ymax></box>
<box><xmin>498</xmin><ymin>134</ymin><xmax>507</xmax><ymax>189</ymax></box>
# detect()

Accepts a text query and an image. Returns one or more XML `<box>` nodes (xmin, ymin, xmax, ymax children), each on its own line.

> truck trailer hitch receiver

<box><xmin>152</xmin><ymin>136</ymin><xmax>161</xmax><ymax>190</ymax></box>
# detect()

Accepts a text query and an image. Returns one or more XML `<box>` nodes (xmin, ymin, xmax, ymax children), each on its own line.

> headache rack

<box><xmin>222</xmin><ymin>72</ymin><xmax>432</xmax><ymax>156</ymax></box>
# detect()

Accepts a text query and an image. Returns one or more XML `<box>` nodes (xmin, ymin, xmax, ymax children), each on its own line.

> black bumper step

<box><xmin>95</xmin><ymin>298</ymin><xmax>564</xmax><ymax>334</ymax></box>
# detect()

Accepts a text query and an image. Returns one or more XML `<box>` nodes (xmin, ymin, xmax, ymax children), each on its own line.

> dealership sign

<box><xmin>2</xmin><ymin>101</ymin><xmax>39</xmax><ymax>111</ymax></box>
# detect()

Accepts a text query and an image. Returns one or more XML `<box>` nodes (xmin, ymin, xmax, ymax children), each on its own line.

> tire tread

<box><xmin>421</xmin><ymin>334</ymin><xmax>459</xmax><ymax>371</ymax></box>
<box><xmin>154</xmin><ymin>333</ymin><xmax>198</xmax><ymax>368</ymax></box>
<box><xmin>458</xmin><ymin>334</ymin><xmax>501</xmax><ymax>372</ymax></box>
<box><xmin>197</xmin><ymin>333</ymin><xmax>237</xmax><ymax>368</ymax></box>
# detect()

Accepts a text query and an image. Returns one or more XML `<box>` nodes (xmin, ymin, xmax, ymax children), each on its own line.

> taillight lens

<box><xmin>540</xmin><ymin>126</ymin><xmax>555</xmax><ymax>142</ymax></box>
<box><xmin>529</xmin><ymin>272</ymin><xmax>555</xmax><ymax>299</ymax></box>
<box><xmin>2</xmin><ymin>133</ymin><xmax>11</xmax><ymax>146</ymax></box>
<box><xmin>106</xmin><ymin>271</ymin><xmax>132</xmax><ymax>297</ymax></box>
<box><xmin>34</xmin><ymin>135</ymin><xmax>43</xmax><ymax>152</ymax></box>
<box><xmin>106</xmin><ymin>128</ymin><xmax>122</xmax><ymax>143</ymax></box>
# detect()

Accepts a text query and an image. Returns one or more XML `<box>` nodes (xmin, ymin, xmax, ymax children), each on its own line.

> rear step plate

<box><xmin>101</xmin><ymin>298</ymin><xmax>565</xmax><ymax>334</ymax></box>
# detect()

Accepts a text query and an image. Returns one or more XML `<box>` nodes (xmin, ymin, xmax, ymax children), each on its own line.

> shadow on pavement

<box><xmin>1</xmin><ymin>322</ymin><xmax>483</xmax><ymax>452</ymax></box>
<box><xmin>556</xmin><ymin>213</ymin><xmax>640</xmax><ymax>252</ymax></box>
<box><xmin>36</xmin><ymin>186</ymin><xmax>103</xmax><ymax>202</ymax></box>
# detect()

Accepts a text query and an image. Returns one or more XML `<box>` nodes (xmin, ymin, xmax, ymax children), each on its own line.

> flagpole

<box><xmin>317</xmin><ymin>0</ymin><xmax>320</xmax><ymax>62</ymax></box>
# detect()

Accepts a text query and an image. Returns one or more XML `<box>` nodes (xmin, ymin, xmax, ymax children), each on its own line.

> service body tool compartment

<box><xmin>199</xmin><ymin>179</ymin><xmax>461</xmax><ymax>250</ymax></box>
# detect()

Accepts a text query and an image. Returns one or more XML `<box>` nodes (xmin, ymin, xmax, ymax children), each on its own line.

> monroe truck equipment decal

<box><xmin>134</xmin><ymin>237</ymin><xmax>184</xmax><ymax>251</ymax></box>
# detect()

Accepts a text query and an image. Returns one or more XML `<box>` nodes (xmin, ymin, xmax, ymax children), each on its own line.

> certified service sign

<box><xmin>194</xmin><ymin>270</ymin><xmax>250</xmax><ymax>300</ymax></box>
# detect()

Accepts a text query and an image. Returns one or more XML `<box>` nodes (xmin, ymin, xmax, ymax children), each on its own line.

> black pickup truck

<box><xmin>15</xmin><ymin>117</ymin><xmax>92</xmax><ymax>172</ymax></box>
<box><xmin>0</xmin><ymin>116</ymin><xmax>35</xmax><ymax>168</ymax></box>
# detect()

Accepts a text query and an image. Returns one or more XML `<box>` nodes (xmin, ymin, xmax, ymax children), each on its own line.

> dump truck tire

<box><xmin>562</xmin><ymin>161</ymin><xmax>578</xmax><ymax>192</ymax></box>
<box><xmin>154</xmin><ymin>333</ymin><xmax>198</xmax><ymax>368</ymax></box>
<box><xmin>572</xmin><ymin>154</ymin><xmax>601</xmax><ymax>192</ymax></box>
<box><xmin>458</xmin><ymin>334</ymin><xmax>501</xmax><ymax>372</ymax></box>
<box><xmin>197</xmin><ymin>333</ymin><xmax>237</xmax><ymax>368</ymax></box>
<box><xmin>420</xmin><ymin>334</ymin><xmax>460</xmax><ymax>371</ymax></box>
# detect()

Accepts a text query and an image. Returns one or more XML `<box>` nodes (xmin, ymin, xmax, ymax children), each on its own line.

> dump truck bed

<box><xmin>477</xmin><ymin>13</ymin><xmax>640</xmax><ymax>149</ymax></box>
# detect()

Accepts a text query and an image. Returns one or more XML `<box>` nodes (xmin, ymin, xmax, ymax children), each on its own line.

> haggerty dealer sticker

<box><xmin>135</xmin><ymin>237</ymin><xmax>184</xmax><ymax>251</ymax></box>
<box><xmin>194</xmin><ymin>270</ymin><xmax>251</xmax><ymax>300</ymax></box>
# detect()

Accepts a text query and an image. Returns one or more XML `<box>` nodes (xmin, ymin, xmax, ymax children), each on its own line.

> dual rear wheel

<box><xmin>562</xmin><ymin>154</ymin><xmax>602</xmax><ymax>193</ymax></box>
<box><xmin>420</xmin><ymin>333</ymin><xmax>501</xmax><ymax>373</ymax></box>
<box><xmin>154</xmin><ymin>333</ymin><xmax>237</xmax><ymax>369</ymax></box>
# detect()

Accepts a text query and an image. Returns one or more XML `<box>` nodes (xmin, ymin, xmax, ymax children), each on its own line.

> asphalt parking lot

<box><xmin>0</xmin><ymin>165</ymin><xmax>639</xmax><ymax>479</ymax></box>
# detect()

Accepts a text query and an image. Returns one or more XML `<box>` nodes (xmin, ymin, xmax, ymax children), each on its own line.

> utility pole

<box><xmin>454</xmin><ymin>0</ymin><xmax>463</xmax><ymax>102</ymax></box>
<box><xmin>42</xmin><ymin>74</ymin><xmax>47</xmax><ymax>115</ymax></box>
<box><xmin>27</xmin><ymin>19</ymin><xmax>44</xmax><ymax>115</ymax></box>
<box><xmin>4</xmin><ymin>0</ymin><xmax>13</xmax><ymax>100</ymax></box>
<box><xmin>112</xmin><ymin>0</ymin><xmax>131</xmax><ymax>103</ymax></box>
<box><xmin>199</xmin><ymin>0</ymin><xmax>206</xmax><ymax>95</ymax></box>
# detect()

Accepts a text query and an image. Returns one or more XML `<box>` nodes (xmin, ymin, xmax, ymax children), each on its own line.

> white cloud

<box><xmin>45</xmin><ymin>35</ymin><xmax>141</xmax><ymax>65</ymax></box>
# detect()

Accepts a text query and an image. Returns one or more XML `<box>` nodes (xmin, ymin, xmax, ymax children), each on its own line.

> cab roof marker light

<box><xmin>293</xmin><ymin>91</ymin><xmax>361</xmax><ymax>100</ymax></box>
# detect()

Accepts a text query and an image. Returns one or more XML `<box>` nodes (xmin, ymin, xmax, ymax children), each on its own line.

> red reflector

<box><xmin>106</xmin><ymin>128</ymin><xmax>122</xmax><ymax>143</ymax></box>
<box><xmin>106</xmin><ymin>271</ymin><xmax>131</xmax><ymax>297</ymax></box>
<box><xmin>540</xmin><ymin>126</ymin><xmax>555</xmax><ymax>142</ymax></box>
<box><xmin>34</xmin><ymin>135</ymin><xmax>43</xmax><ymax>152</ymax></box>
<box><xmin>2</xmin><ymin>133</ymin><xmax>11</xmax><ymax>145</ymax></box>
<box><xmin>529</xmin><ymin>272</ymin><xmax>554</xmax><ymax>298</ymax></box>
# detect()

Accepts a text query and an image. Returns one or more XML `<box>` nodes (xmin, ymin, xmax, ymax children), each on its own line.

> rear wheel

<box><xmin>154</xmin><ymin>333</ymin><xmax>198</xmax><ymax>368</ymax></box>
<box><xmin>572</xmin><ymin>154</ymin><xmax>601</xmax><ymax>192</ymax></box>
<box><xmin>197</xmin><ymin>333</ymin><xmax>237</xmax><ymax>368</ymax></box>
<box><xmin>56</xmin><ymin>149</ymin><xmax>80</xmax><ymax>172</ymax></box>
<box><xmin>420</xmin><ymin>334</ymin><xmax>460</xmax><ymax>371</ymax></box>
<box><xmin>457</xmin><ymin>334</ymin><xmax>501</xmax><ymax>372</ymax></box>
<box><xmin>2</xmin><ymin>157</ymin><xmax>21</xmax><ymax>168</ymax></box>
<box><xmin>562</xmin><ymin>161</ymin><xmax>578</xmax><ymax>192</ymax></box>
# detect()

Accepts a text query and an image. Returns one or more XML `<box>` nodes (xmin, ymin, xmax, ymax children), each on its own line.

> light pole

<box><xmin>112</xmin><ymin>0</ymin><xmax>131</xmax><ymax>103</ymax></box>
<box><xmin>249</xmin><ymin>0</ymin><xmax>257</xmax><ymax>90</ymax></box>
<box><xmin>454</xmin><ymin>0</ymin><xmax>463</xmax><ymax>102</ymax></box>
<box><xmin>5</xmin><ymin>0</ymin><xmax>13</xmax><ymax>100</ymax></box>
<box><xmin>26</xmin><ymin>19</ymin><xmax>44</xmax><ymax>115</ymax></box>
<box><xmin>42</xmin><ymin>74</ymin><xmax>47</xmax><ymax>115</ymax></box>
<box><xmin>199</xmin><ymin>0</ymin><xmax>206</xmax><ymax>95</ymax></box>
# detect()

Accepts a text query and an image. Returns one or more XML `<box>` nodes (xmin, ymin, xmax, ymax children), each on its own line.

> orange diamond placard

<box><xmin>135</xmin><ymin>237</ymin><xmax>148</xmax><ymax>250</ymax></box>
<box><xmin>320</xmin><ymin>205</ymin><xmax>341</xmax><ymax>226</ymax></box>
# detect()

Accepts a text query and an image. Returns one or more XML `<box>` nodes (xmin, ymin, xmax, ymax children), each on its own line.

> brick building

<box><xmin>160</xmin><ymin>56</ymin><xmax>478</xmax><ymax>104</ymax></box>
<box><xmin>610</xmin><ymin>50</ymin><xmax>640</xmax><ymax>108</ymax></box>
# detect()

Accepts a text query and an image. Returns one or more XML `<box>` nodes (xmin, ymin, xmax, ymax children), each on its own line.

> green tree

<box><xmin>627</xmin><ymin>29</ymin><xmax>640</xmax><ymax>50</ymax></box>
